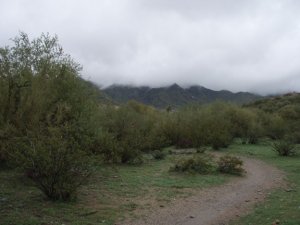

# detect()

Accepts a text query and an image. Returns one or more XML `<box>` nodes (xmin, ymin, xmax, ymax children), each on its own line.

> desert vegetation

<box><xmin>0</xmin><ymin>33</ymin><xmax>299</xmax><ymax>225</ymax></box>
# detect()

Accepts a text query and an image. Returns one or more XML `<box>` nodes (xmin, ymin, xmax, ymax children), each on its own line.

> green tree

<box><xmin>0</xmin><ymin>32</ymin><xmax>96</xmax><ymax>200</ymax></box>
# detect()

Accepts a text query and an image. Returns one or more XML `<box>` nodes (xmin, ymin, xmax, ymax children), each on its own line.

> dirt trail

<box><xmin>122</xmin><ymin>156</ymin><xmax>285</xmax><ymax>225</ymax></box>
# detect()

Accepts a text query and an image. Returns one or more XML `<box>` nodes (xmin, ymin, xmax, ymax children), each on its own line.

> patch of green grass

<box><xmin>0</xmin><ymin>153</ymin><xmax>228</xmax><ymax>225</ymax></box>
<box><xmin>226</xmin><ymin>142</ymin><xmax>300</xmax><ymax>225</ymax></box>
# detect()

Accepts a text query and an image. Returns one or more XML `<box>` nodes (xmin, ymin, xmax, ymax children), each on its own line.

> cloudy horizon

<box><xmin>1</xmin><ymin>0</ymin><xmax>300</xmax><ymax>95</ymax></box>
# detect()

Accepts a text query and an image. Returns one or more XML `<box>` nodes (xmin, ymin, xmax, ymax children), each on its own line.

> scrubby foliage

<box><xmin>152</xmin><ymin>150</ymin><xmax>167</xmax><ymax>160</ymax></box>
<box><xmin>170</xmin><ymin>154</ymin><xmax>216</xmax><ymax>174</ymax></box>
<box><xmin>171</xmin><ymin>154</ymin><xmax>245</xmax><ymax>175</ymax></box>
<box><xmin>0</xmin><ymin>33</ymin><xmax>98</xmax><ymax>200</ymax></box>
<box><xmin>246</xmin><ymin>93</ymin><xmax>300</xmax><ymax>143</ymax></box>
<box><xmin>271</xmin><ymin>140</ymin><xmax>296</xmax><ymax>156</ymax></box>
<box><xmin>14</xmin><ymin>128</ymin><xmax>90</xmax><ymax>200</ymax></box>
<box><xmin>94</xmin><ymin>102</ymin><xmax>169</xmax><ymax>164</ymax></box>
<box><xmin>1</xmin><ymin>32</ymin><xmax>299</xmax><ymax>201</ymax></box>
<box><xmin>196</xmin><ymin>146</ymin><xmax>208</xmax><ymax>153</ymax></box>
<box><xmin>217</xmin><ymin>155</ymin><xmax>245</xmax><ymax>175</ymax></box>
<box><xmin>161</xmin><ymin>102</ymin><xmax>265</xmax><ymax>150</ymax></box>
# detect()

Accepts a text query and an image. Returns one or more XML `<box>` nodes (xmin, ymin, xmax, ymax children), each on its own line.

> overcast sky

<box><xmin>1</xmin><ymin>0</ymin><xmax>300</xmax><ymax>94</ymax></box>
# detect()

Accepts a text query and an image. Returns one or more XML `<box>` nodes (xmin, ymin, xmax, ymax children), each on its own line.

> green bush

<box><xmin>13</xmin><ymin>128</ymin><xmax>90</xmax><ymax>201</ymax></box>
<box><xmin>217</xmin><ymin>155</ymin><xmax>245</xmax><ymax>175</ymax></box>
<box><xmin>171</xmin><ymin>154</ymin><xmax>215</xmax><ymax>174</ymax></box>
<box><xmin>228</xmin><ymin>107</ymin><xmax>263</xmax><ymax>144</ymax></box>
<box><xmin>0</xmin><ymin>124</ymin><xmax>15</xmax><ymax>164</ymax></box>
<box><xmin>266</xmin><ymin>115</ymin><xmax>287</xmax><ymax>140</ymax></box>
<box><xmin>211</xmin><ymin>135</ymin><xmax>231</xmax><ymax>150</ymax></box>
<box><xmin>140</xmin><ymin>123</ymin><xmax>170</xmax><ymax>152</ymax></box>
<box><xmin>290</xmin><ymin>131</ymin><xmax>300</xmax><ymax>144</ymax></box>
<box><xmin>198</xmin><ymin>103</ymin><xmax>233</xmax><ymax>150</ymax></box>
<box><xmin>196</xmin><ymin>146</ymin><xmax>208</xmax><ymax>153</ymax></box>
<box><xmin>271</xmin><ymin>140</ymin><xmax>296</xmax><ymax>156</ymax></box>
<box><xmin>0</xmin><ymin>33</ymin><xmax>98</xmax><ymax>200</ymax></box>
<box><xmin>152</xmin><ymin>150</ymin><xmax>166</xmax><ymax>160</ymax></box>
<box><xmin>95</xmin><ymin>103</ymin><xmax>170</xmax><ymax>164</ymax></box>
<box><xmin>161</xmin><ymin>103</ymin><xmax>235</xmax><ymax>149</ymax></box>
<box><xmin>97</xmin><ymin>106</ymin><xmax>147</xmax><ymax>163</ymax></box>
<box><xmin>88</xmin><ymin>129</ymin><xmax>120</xmax><ymax>163</ymax></box>
<box><xmin>119</xmin><ymin>146</ymin><xmax>143</xmax><ymax>165</ymax></box>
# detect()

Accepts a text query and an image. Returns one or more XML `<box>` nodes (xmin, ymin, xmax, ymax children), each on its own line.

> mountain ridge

<box><xmin>102</xmin><ymin>83</ymin><xmax>262</xmax><ymax>108</ymax></box>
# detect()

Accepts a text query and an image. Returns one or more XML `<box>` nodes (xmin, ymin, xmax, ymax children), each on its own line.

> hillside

<box><xmin>103</xmin><ymin>83</ymin><xmax>261</xmax><ymax>108</ymax></box>
<box><xmin>244</xmin><ymin>92</ymin><xmax>300</xmax><ymax>113</ymax></box>
<box><xmin>81</xmin><ymin>79</ymin><xmax>115</xmax><ymax>105</ymax></box>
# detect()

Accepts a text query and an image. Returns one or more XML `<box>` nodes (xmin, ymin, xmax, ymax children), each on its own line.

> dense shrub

<box><xmin>211</xmin><ymin>135</ymin><xmax>231</xmax><ymax>150</ymax></box>
<box><xmin>94</xmin><ymin>130</ymin><xmax>119</xmax><ymax>163</ymax></box>
<box><xmin>138</xmin><ymin>118</ymin><xmax>170</xmax><ymax>152</ymax></box>
<box><xmin>171</xmin><ymin>154</ymin><xmax>215</xmax><ymax>174</ymax></box>
<box><xmin>265</xmin><ymin>115</ymin><xmax>287</xmax><ymax>140</ymax></box>
<box><xmin>0</xmin><ymin>33</ymin><xmax>97</xmax><ymax>200</ymax></box>
<box><xmin>119</xmin><ymin>146</ymin><xmax>143</xmax><ymax>164</ymax></box>
<box><xmin>0</xmin><ymin>124</ymin><xmax>14</xmax><ymax>164</ymax></box>
<box><xmin>290</xmin><ymin>131</ymin><xmax>300</xmax><ymax>144</ymax></box>
<box><xmin>204</xmin><ymin>103</ymin><xmax>234</xmax><ymax>149</ymax></box>
<box><xmin>94</xmin><ymin>102</ymin><xmax>170</xmax><ymax>164</ymax></box>
<box><xmin>12</xmin><ymin>126</ymin><xmax>90</xmax><ymax>201</ymax></box>
<box><xmin>271</xmin><ymin>140</ymin><xmax>296</xmax><ymax>156</ymax></box>
<box><xmin>161</xmin><ymin>112</ymin><xmax>190</xmax><ymax>148</ymax></box>
<box><xmin>162</xmin><ymin>103</ymin><xmax>235</xmax><ymax>149</ymax></box>
<box><xmin>152</xmin><ymin>150</ymin><xmax>166</xmax><ymax>160</ymax></box>
<box><xmin>245</xmin><ymin>94</ymin><xmax>300</xmax><ymax>144</ymax></box>
<box><xmin>196</xmin><ymin>146</ymin><xmax>208</xmax><ymax>153</ymax></box>
<box><xmin>96</xmin><ymin>106</ymin><xmax>146</xmax><ymax>164</ymax></box>
<box><xmin>228</xmin><ymin>107</ymin><xmax>263</xmax><ymax>144</ymax></box>
<box><xmin>217</xmin><ymin>155</ymin><xmax>245</xmax><ymax>175</ymax></box>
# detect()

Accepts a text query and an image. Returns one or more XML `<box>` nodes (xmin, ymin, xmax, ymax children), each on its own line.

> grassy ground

<box><xmin>2</xmin><ymin>143</ymin><xmax>298</xmax><ymax>225</ymax></box>
<box><xmin>226</xmin><ymin>141</ymin><xmax>300</xmax><ymax>225</ymax></box>
<box><xmin>0</xmin><ymin>152</ymin><xmax>228</xmax><ymax>225</ymax></box>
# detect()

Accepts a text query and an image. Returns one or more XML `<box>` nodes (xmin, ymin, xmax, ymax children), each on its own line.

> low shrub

<box><xmin>170</xmin><ymin>154</ymin><xmax>215</xmax><ymax>174</ymax></box>
<box><xmin>120</xmin><ymin>147</ymin><xmax>143</xmax><ymax>165</ymax></box>
<box><xmin>94</xmin><ymin>130</ymin><xmax>119</xmax><ymax>163</ymax></box>
<box><xmin>248</xmin><ymin>135</ymin><xmax>259</xmax><ymax>144</ymax></box>
<box><xmin>12</xmin><ymin>128</ymin><xmax>90</xmax><ymax>201</ymax></box>
<box><xmin>290</xmin><ymin>131</ymin><xmax>300</xmax><ymax>144</ymax></box>
<box><xmin>152</xmin><ymin>150</ymin><xmax>166</xmax><ymax>160</ymax></box>
<box><xmin>196</xmin><ymin>146</ymin><xmax>209</xmax><ymax>153</ymax></box>
<box><xmin>217</xmin><ymin>155</ymin><xmax>245</xmax><ymax>175</ymax></box>
<box><xmin>211</xmin><ymin>136</ymin><xmax>231</xmax><ymax>150</ymax></box>
<box><xmin>0</xmin><ymin>124</ymin><xmax>17</xmax><ymax>164</ymax></box>
<box><xmin>271</xmin><ymin>140</ymin><xmax>296</xmax><ymax>156</ymax></box>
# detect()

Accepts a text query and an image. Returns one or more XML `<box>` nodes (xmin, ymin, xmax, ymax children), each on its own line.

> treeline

<box><xmin>0</xmin><ymin>33</ymin><xmax>299</xmax><ymax>201</ymax></box>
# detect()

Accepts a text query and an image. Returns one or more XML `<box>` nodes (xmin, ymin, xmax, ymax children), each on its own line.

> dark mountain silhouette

<box><xmin>103</xmin><ymin>83</ymin><xmax>261</xmax><ymax>108</ymax></box>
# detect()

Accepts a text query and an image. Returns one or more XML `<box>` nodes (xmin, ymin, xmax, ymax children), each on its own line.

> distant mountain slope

<box><xmin>80</xmin><ymin>79</ymin><xmax>115</xmax><ymax>105</ymax></box>
<box><xmin>244</xmin><ymin>92</ymin><xmax>300</xmax><ymax>113</ymax></box>
<box><xmin>103</xmin><ymin>83</ymin><xmax>261</xmax><ymax>108</ymax></box>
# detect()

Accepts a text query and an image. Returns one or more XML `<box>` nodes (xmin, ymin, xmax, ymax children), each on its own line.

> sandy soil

<box><xmin>121</xmin><ymin>156</ymin><xmax>285</xmax><ymax>225</ymax></box>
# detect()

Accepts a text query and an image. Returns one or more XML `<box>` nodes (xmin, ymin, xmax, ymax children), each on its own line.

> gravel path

<box><xmin>122</xmin><ymin>156</ymin><xmax>285</xmax><ymax>225</ymax></box>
